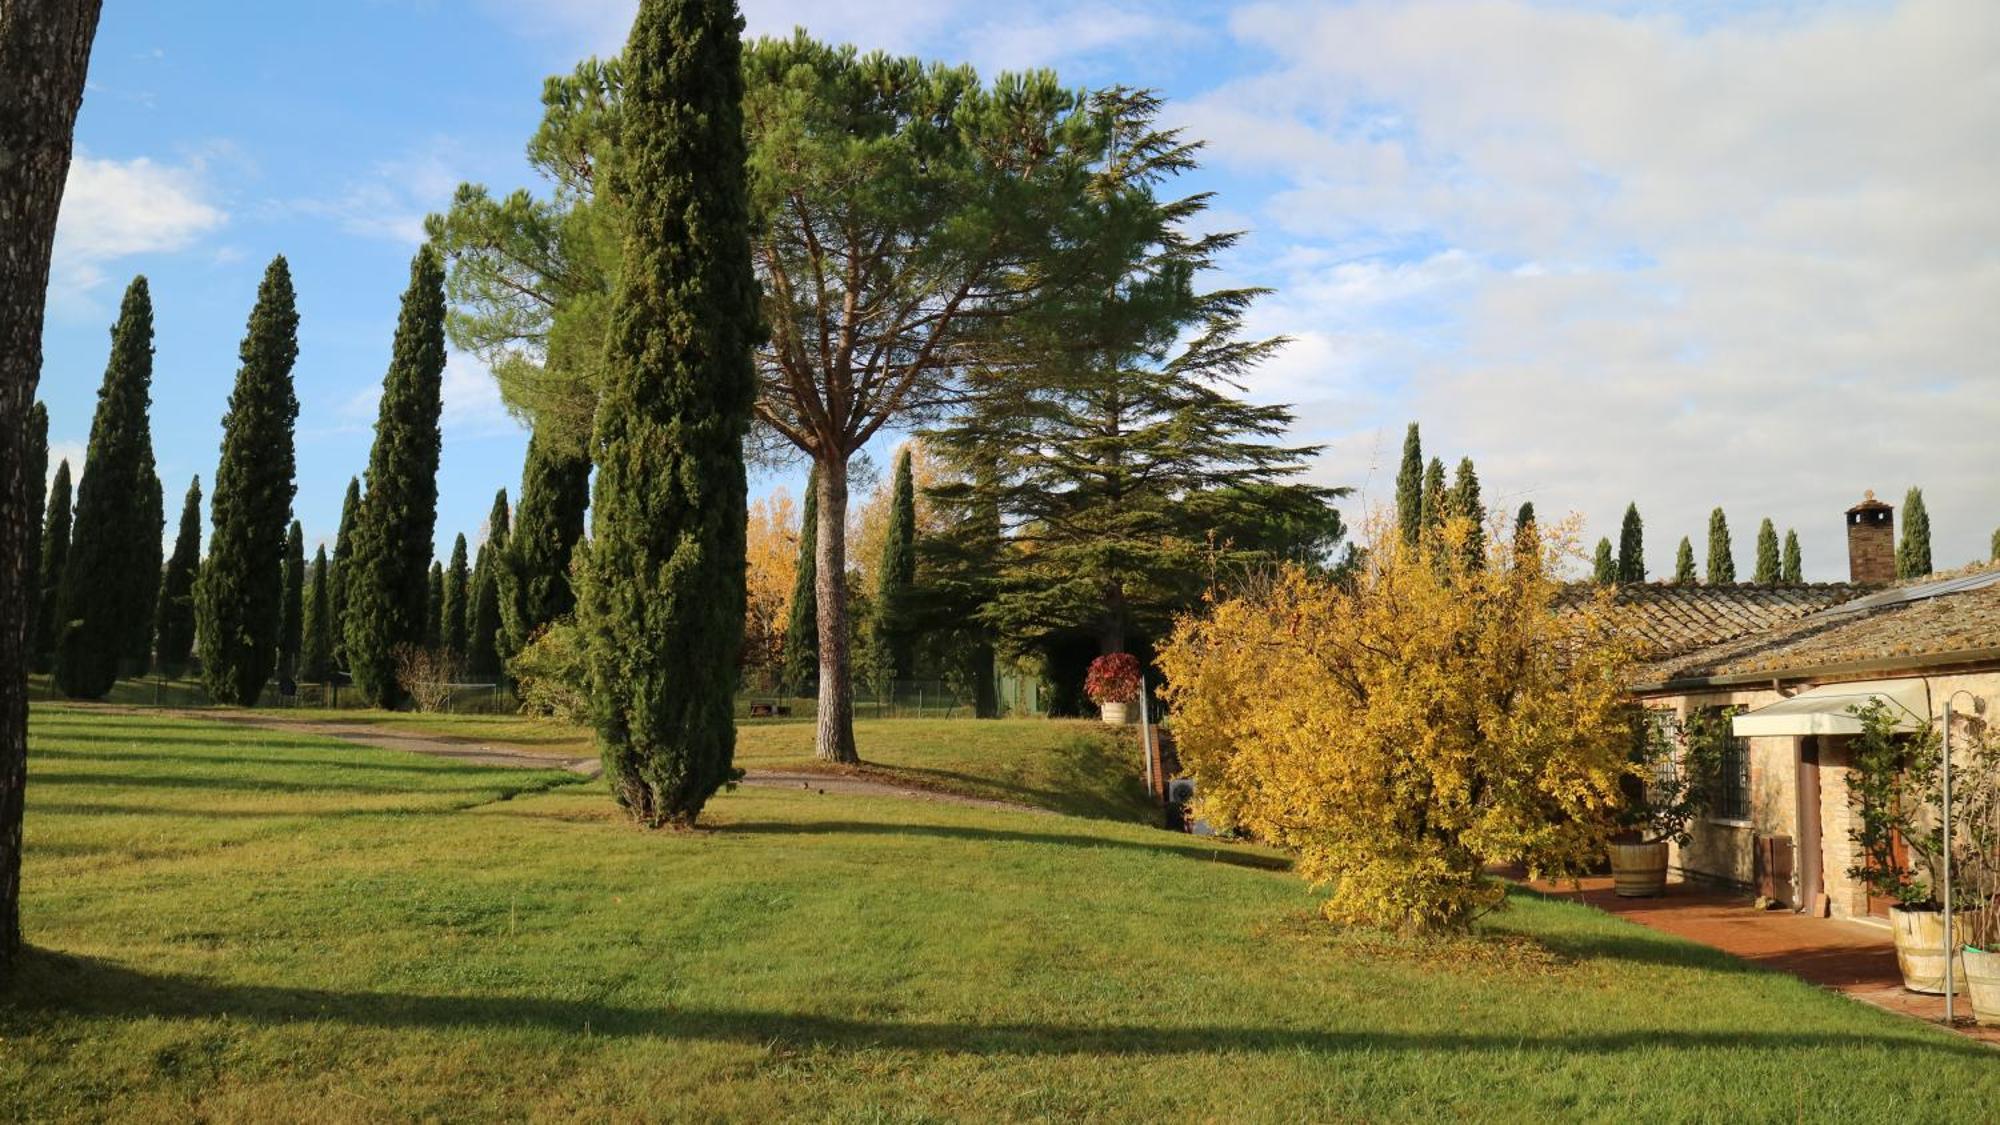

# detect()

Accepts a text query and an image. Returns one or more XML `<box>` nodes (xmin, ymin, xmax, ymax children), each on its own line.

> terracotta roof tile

<box><xmin>1560</xmin><ymin>582</ymin><xmax>1868</xmax><ymax>663</ymax></box>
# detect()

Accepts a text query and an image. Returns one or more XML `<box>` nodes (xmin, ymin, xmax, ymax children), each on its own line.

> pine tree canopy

<box><xmin>197</xmin><ymin>255</ymin><xmax>303</xmax><ymax>705</ymax></box>
<box><xmin>33</xmin><ymin>460</ymin><xmax>72</xmax><ymax>673</ymax></box>
<box><xmin>1897</xmin><ymin>485</ymin><xmax>1932</xmax><ymax>579</ymax></box>
<box><xmin>1674</xmin><ymin>536</ymin><xmax>1697</xmax><ymax>584</ymax></box>
<box><xmin>1397</xmin><ymin>423</ymin><xmax>1423</xmax><ymax>548</ymax></box>
<box><xmin>1616</xmin><ymin>502</ymin><xmax>1644</xmax><ymax>583</ymax></box>
<box><xmin>1754</xmin><ymin>518</ymin><xmax>1780</xmax><ymax>584</ymax></box>
<box><xmin>1705</xmin><ymin>508</ymin><xmax>1735</xmax><ymax>585</ymax></box>
<box><xmin>57</xmin><ymin>276</ymin><xmax>163</xmax><ymax>698</ymax></box>
<box><xmin>155</xmin><ymin>476</ymin><xmax>202</xmax><ymax>676</ymax></box>
<box><xmin>345</xmin><ymin>246</ymin><xmax>448</xmax><ymax>707</ymax></box>
<box><xmin>578</xmin><ymin>0</ymin><xmax>757</xmax><ymax>826</ymax></box>
<box><xmin>1781</xmin><ymin>529</ymin><xmax>1803</xmax><ymax>585</ymax></box>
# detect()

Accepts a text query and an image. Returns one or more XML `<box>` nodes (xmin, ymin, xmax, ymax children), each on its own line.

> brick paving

<box><xmin>1528</xmin><ymin>874</ymin><xmax>2000</xmax><ymax>1047</ymax></box>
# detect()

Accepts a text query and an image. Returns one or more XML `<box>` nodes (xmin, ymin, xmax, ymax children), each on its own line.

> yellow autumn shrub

<box><xmin>1156</xmin><ymin>515</ymin><xmax>1632</xmax><ymax>933</ymax></box>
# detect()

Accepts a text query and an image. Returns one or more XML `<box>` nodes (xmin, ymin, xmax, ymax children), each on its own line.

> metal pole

<box><xmin>1138</xmin><ymin>674</ymin><xmax>1155</xmax><ymax>796</ymax></box>
<box><xmin>1943</xmin><ymin>698</ymin><xmax>1954</xmax><ymax>1025</ymax></box>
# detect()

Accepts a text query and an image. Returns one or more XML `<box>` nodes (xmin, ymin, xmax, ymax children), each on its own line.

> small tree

<box><xmin>871</xmin><ymin>448</ymin><xmax>918</xmax><ymax>685</ymax></box>
<box><xmin>1616</xmin><ymin>502</ymin><xmax>1644</xmax><ymax>583</ymax></box>
<box><xmin>1705</xmin><ymin>508</ymin><xmax>1735</xmax><ymax>585</ymax></box>
<box><xmin>1673</xmin><ymin>537</ymin><xmax>1697</xmax><ymax>585</ymax></box>
<box><xmin>782</xmin><ymin>466</ymin><xmax>819</xmax><ymax>694</ymax></box>
<box><xmin>1845</xmin><ymin>699</ymin><xmax>1945</xmax><ymax>909</ymax></box>
<box><xmin>1420</xmin><ymin>457</ymin><xmax>1447</xmax><ymax>538</ymax></box>
<box><xmin>1593</xmin><ymin>537</ymin><xmax>1616</xmax><ymax>585</ymax></box>
<box><xmin>301</xmin><ymin>545</ymin><xmax>333</xmax><ymax>683</ymax></box>
<box><xmin>1449</xmin><ymin>458</ymin><xmax>1485</xmax><ymax>570</ymax></box>
<box><xmin>425</xmin><ymin>560</ymin><xmax>444</xmax><ymax>650</ymax></box>
<box><xmin>1396</xmin><ymin>424</ymin><xmax>1424</xmax><ymax>548</ymax></box>
<box><xmin>442</xmin><ymin>533</ymin><xmax>470</xmax><ymax>657</ymax></box>
<box><xmin>1898</xmin><ymin>486</ymin><xmax>1932</xmax><ymax>580</ymax></box>
<box><xmin>1157</xmin><ymin>515</ymin><xmax>1631</xmax><ymax>933</ymax></box>
<box><xmin>1781</xmin><ymin>529</ymin><xmax>1803</xmax><ymax>585</ymax></box>
<box><xmin>33</xmin><ymin>460</ymin><xmax>72</xmax><ymax>672</ymax></box>
<box><xmin>1753</xmin><ymin>518</ymin><xmax>1779</xmax><ymax>584</ymax></box>
<box><xmin>1084</xmin><ymin>652</ymin><xmax>1141</xmax><ymax>708</ymax></box>
<box><xmin>394</xmin><ymin>644</ymin><xmax>463</xmax><ymax>714</ymax></box>
<box><xmin>1622</xmin><ymin>708</ymin><xmax>1730</xmax><ymax>845</ymax></box>
<box><xmin>331</xmin><ymin>475</ymin><xmax>360</xmax><ymax>667</ymax></box>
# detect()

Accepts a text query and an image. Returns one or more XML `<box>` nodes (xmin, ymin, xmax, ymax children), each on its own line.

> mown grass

<box><xmin>5</xmin><ymin>707</ymin><xmax>1996</xmax><ymax>1122</ymax></box>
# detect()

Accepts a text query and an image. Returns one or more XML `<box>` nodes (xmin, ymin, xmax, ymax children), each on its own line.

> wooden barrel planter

<box><xmin>1890</xmin><ymin>907</ymin><xmax>1970</xmax><ymax>994</ymax></box>
<box><xmin>1609</xmin><ymin>841</ymin><xmax>1668</xmax><ymax>897</ymax></box>
<box><xmin>1099</xmin><ymin>701</ymin><xmax>1130</xmax><ymax>725</ymax></box>
<box><xmin>1963</xmin><ymin>947</ymin><xmax>2000</xmax><ymax>1026</ymax></box>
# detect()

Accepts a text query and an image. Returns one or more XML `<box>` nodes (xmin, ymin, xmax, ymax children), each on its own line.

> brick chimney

<box><xmin>1846</xmin><ymin>490</ymin><xmax>1895</xmax><ymax>585</ymax></box>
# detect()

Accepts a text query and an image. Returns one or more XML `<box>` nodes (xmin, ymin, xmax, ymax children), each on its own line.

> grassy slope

<box><xmin>4</xmin><ymin>708</ymin><xmax>1996</xmax><ymax>1122</ymax></box>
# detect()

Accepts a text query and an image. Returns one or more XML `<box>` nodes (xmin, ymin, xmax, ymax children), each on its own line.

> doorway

<box><xmin>1795</xmin><ymin>737</ymin><xmax>1823</xmax><ymax>912</ymax></box>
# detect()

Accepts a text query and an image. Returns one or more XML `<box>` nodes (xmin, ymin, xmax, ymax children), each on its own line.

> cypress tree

<box><xmin>33</xmin><ymin>461</ymin><xmax>71</xmax><ymax>673</ymax></box>
<box><xmin>873</xmin><ymin>448</ymin><xmax>918</xmax><ymax>683</ymax></box>
<box><xmin>499</xmin><ymin>429</ymin><xmax>591</xmax><ymax>654</ymax></box>
<box><xmin>1593</xmin><ymin>538</ymin><xmax>1616</xmax><ymax>585</ymax></box>
<box><xmin>1512</xmin><ymin>501</ymin><xmax>1537</xmax><ymax>569</ymax></box>
<box><xmin>197</xmin><ymin>256</ymin><xmax>302</xmax><ymax>705</ymax></box>
<box><xmin>1897</xmin><ymin>486</ymin><xmax>1932</xmax><ymax>580</ymax></box>
<box><xmin>1396</xmin><ymin>422</ymin><xmax>1423</xmax><ymax>548</ymax></box>
<box><xmin>133</xmin><ymin>474</ymin><xmax>164</xmax><ymax>669</ymax></box>
<box><xmin>1781</xmin><ymin>529</ymin><xmax>1803</xmax><ymax>585</ymax></box>
<box><xmin>301</xmin><ymin>545</ymin><xmax>332</xmax><ymax>682</ymax></box>
<box><xmin>1990</xmin><ymin>526</ymin><xmax>1999</xmax><ymax>564</ymax></box>
<box><xmin>1674</xmin><ymin>537</ymin><xmax>1697</xmax><ymax>585</ymax></box>
<box><xmin>24</xmin><ymin>404</ymin><xmax>45</xmax><ymax>614</ymax></box>
<box><xmin>155</xmin><ymin>476</ymin><xmax>202</xmax><ymax>676</ymax></box>
<box><xmin>56</xmin><ymin>277</ymin><xmax>164</xmax><ymax>698</ymax></box>
<box><xmin>345</xmin><ymin>246</ymin><xmax>448</xmax><ymax>707</ymax></box>
<box><xmin>1420</xmin><ymin>457</ymin><xmax>1447</xmax><ymax>536</ymax></box>
<box><xmin>1616</xmin><ymin>502</ymin><xmax>1644</xmax><ymax>583</ymax></box>
<box><xmin>1448</xmin><ymin>457</ymin><xmax>1484</xmax><ymax>568</ymax></box>
<box><xmin>1754</xmin><ymin>518</ymin><xmax>1780</xmax><ymax>584</ymax></box>
<box><xmin>782</xmin><ymin>467</ymin><xmax>819</xmax><ymax>694</ymax></box>
<box><xmin>578</xmin><ymin>0</ymin><xmax>758</xmax><ymax>827</ymax></box>
<box><xmin>442</xmin><ymin>533</ymin><xmax>469</xmax><ymax>656</ymax></box>
<box><xmin>425</xmin><ymin>560</ymin><xmax>444</xmax><ymax>650</ymax></box>
<box><xmin>331</xmin><ymin>476</ymin><xmax>360</xmax><ymax>667</ymax></box>
<box><xmin>466</xmin><ymin>542</ymin><xmax>503</xmax><ymax>678</ymax></box>
<box><xmin>279</xmin><ymin>521</ymin><xmax>304</xmax><ymax>680</ymax></box>
<box><xmin>1705</xmin><ymin>508</ymin><xmax>1735</xmax><ymax>585</ymax></box>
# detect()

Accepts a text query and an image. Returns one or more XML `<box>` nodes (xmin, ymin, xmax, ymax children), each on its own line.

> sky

<box><xmin>41</xmin><ymin>0</ymin><xmax>1999</xmax><ymax>580</ymax></box>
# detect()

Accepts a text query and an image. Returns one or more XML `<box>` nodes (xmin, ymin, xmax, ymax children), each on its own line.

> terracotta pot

<box><xmin>1099</xmin><ymin>701</ymin><xmax>1130</xmax><ymax>725</ymax></box>
<box><xmin>1890</xmin><ymin>906</ymin><xmax>1969</xmax><ymax>994</ymax></box>
<box><xmin>1608</xmin><ymin>841</ymin><xmax>1668</xmax><ymax>897</ymax></box>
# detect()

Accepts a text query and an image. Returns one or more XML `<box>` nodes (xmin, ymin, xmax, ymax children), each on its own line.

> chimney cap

<box><xmin>1847</xmin><ymin>490</ymin><xmax>1892</xmax><ymax>514</ymax></box>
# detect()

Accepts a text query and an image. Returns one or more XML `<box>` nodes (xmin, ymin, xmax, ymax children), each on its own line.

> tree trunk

<box><xmin>0</xmin><ymin>0</ymin><xmax>103</xmax><ymax>978</ymax></box>
<box><xmin>813</xmin><ymin>453</ymin><xmax>857</xmax><ymax>763</ymax></box>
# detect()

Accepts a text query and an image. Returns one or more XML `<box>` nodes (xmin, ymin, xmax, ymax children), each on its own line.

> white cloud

<box><xmin>50</xmin><ymin>153</ymin><xmax>226</xmax><ymax>304</ymax></box>
<box><xmin>1193</xmin><ymin>0</ymin><xmax>2000</xmax><ymax>577</ymax></box>
<box><xmin>441</xmin><ymin>350</ymin><xmax>519</xmax><ymax>438</ymax></box>
<box><xmin>283</xmin><ymin>147</ymin><xmax>464</xmax><ymax>245</ymax></box>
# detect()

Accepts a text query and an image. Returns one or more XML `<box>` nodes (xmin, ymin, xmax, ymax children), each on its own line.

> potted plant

<box><xmin>1609</xmin><ymin>707</ymin><xmax>1728</xmax><ymax>897</ymax></box>
<box><xmin>1845</xmin><ymin>699</ymin><xmax>1980</xmax><ymax>995</ymax></box>
<box><xmin>1085</xmin><ymin>652</ymin><xmax>1141</xmax><ymax>725</ymax></box>
<box><xmin>1949</xmin><ymin>714</ymin><xmax>2000</xmax><ymax>1023</ymax></box>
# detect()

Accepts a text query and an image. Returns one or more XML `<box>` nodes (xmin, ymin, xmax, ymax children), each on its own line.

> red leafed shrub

<box><xmin>1084</xmin><ymin>652</ymin><xmax>1142</xmax><ymax>705</ymax></box>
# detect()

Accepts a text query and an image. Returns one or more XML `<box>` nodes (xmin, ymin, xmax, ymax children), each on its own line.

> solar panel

<box><xmin>1810</xmin><ymin>568</ymin><xmax>2000</xmax><ymax>620</ymax></box>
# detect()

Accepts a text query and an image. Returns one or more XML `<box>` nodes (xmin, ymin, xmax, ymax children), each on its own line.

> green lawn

<box><xmin>5</xmin><ymin>707</ymin><xmax>1996</xmax><ymax>1121</ymax></box>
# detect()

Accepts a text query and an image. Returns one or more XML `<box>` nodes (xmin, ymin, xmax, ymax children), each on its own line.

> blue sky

<box><xmin>44</xmin><ymin>0</ymin><xmax>1999</xmax><ymax>578</ymax></box>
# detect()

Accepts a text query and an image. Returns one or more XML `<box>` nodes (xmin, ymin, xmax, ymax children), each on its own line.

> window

<box><xmin>1714</xmin><ymin>724</ymin><xmax>1751</xmax><ymax>822</ymax></box>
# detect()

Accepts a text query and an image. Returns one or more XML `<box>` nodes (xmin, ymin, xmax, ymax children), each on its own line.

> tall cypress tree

<box><xmin>33</xmin><ymin>460</ymin><xmax>71</xmax><ymax>673</ymax></box>
<box><xmin>1396</xmin><ymin>422</ymin><xmax>1423</xmax><ymax>548</ymax></box>
<box><xmin>301</xmin><ymin>545</ymin><xmax>332</xmax><ymax>682</ymax></box>
<box><xmin>1705</xmin><ymin>508</ymin><xmax>1735</xmax><ymax>585</ymax></box>
<box><xmin>442</xmin><ymin>533</ymin><xmax>470</xmax><ymax>656</ymax></box>
<box><xmin>1674</xmin><ymin>537</ymin><xmax>1697</xmax><ymax>584</ymax></box>
<box><xmin>1781</xmin><ymin>529</ymin><xmax>1803</xmax><ymax>585</ymax></box>
<box><xmin>345</xmin><ymin>246</ymin><xmax>448</xmax><ymax>707</ymax></box>
<box><xmin>331</xmin><ymin>476</ymin><xmax>360</xmax><ymax>668</ymax></box>
<box><xmin>197</xmin><ymin>256</ymin><xmax>301</xmax><ymax>705</ymax></box>
<box><xmin>1754</xmin><ymin>518</ymin><xmax>1780</xmax><ymax>584</ymax></box>
<box><xmin>467</xmin><ymin>542</ymin><xmax>503</xmax><ymax>678</ymax></box>
<box><xmin>279</xmin><ymin>520</ymin><xmax>304</xmax><ymax>680</ymax></box>
<box><xmin>782</xmin><ymin>467</ymin><xmax>819</xmax><ymax>694</ymax></box>
<box><xmin>425</xmin><ymin>560</ymin><xmax>445</xmax><ymax>650</ymax></box>
<box><xmin>1990</xmin><ymin>526</ymin><xmax>1998</xmax><ymax>564</ymax></box>
<box><xmin>873</xmin><ymin>448</ymin><xmax>918</xmax><ymax>683</ymax></box>
<box><xmin>578</xmin><ymin>0</ymin><xmax>757</xmax><ymax>828</ymax></box>
<box><xmin>57</xmin><ymin>277</ymin><xmax>163</xmax><ymax>698</ymax></box>
<box><xmin>1616</xmin><ymin>502</ymin><xmax>1644</xmax><ymax>583</ymax></box>
<box><xmin>1447</xmin><ymin>457</ymin><xmax>1484</xmax><ymax>568</ymax></box>
<box><xmin>499</xmin><ymin>429</ymin><xmax>591</xmax><ymax>654</ymax></box>
<box><xmin>1593</xmin><ymin>538</ymin><xmax>1616</xmax><ymax>585</ymax></box>
<box><xmin>155</xmin><ymin>476</ymin><xmax>202</xmax><ymax>676</ymax></box>
<box><xmin>1512</xmin><ymin>501</ymin><xmax>1537</xmax><ymax>568</ymax></box>
<box><xmin>1420</xmin><ymin>457</ymin><xmax>1447</xmax><ymax>537</ymax></box>
<box><xmin>1897</xmin><ymin>486</ymin><xmax>1932</xmax><ymax>580</ymax></box>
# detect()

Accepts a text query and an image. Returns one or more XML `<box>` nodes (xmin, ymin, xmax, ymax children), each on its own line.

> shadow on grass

<box><xmin>723</xmin><ymin>819</ymin><xmax>1291</xmax><ymax>871</ymax></box>
<box><xmin>4</xmin><ymin>948</ymin><xmax>1981</xmax><ymax>1060</ymax></box>
<box><xmin>29</xmin><ymin>744</ymin><xmax>525</xmax><ymax>778</ymax></box>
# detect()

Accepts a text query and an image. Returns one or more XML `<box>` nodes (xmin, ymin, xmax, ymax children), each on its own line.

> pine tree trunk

<box><xmin>814</xmin><ymin>454</ymin><xmax>858</xmax><ymax>764</ymax></box>
<box><xmin>0</xmin><ymin>0</ymin><xmax>103</xmax><ymax>977</ymax></box>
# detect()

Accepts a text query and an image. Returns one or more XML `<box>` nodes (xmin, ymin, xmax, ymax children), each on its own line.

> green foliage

<box><xmin>1704</xmin><ymin>508</ymin><xmax>1734</xmax><ymax>585</ymax></box>
<box><xmin>332</xmin><ymin>476</ymin><xmax>360</xmax><ymax>667</ymax></box>
<box><xmin>577</xmin><ymin>0</ymin><xmax>757</xmax><ymax>827</ymax></box>
<box><xmin>425</xmin><ymin>560</ymin><xmax>445</xmax><ymax>650</ymax></box>
<box><xmin>871</xmin><ymin>449</ymin><xmax>918</xmax><ymax>684</ymax></box>
<box><xmin>498</xmin><ymin>429</ymin><xmax>590</xmax><ymax>655</ymax></box>
<box><xmin>1396</xmin><ymin>423</ymin><xmax>1423</xmax><ymax>548</ymax></box>
<box><xmin>57</xmin><ymin>277</ymin><xmax>163</xmax><ymax>698</ymax></box>
<box><xmin>509</xmin><ymin>618</ymin><xmax>589</xmax><ymax>724</ymax></box>
<box><xmin>1592</xmin><ymin>538</ymin><xmax>1616</xmax><ymax>585</ymax></box>
<box><xmin>464</xmin><ymin>491</ymin><xmax>510</xmax><ymax>679</ymax></box>
<box><xmin>1449</xmin><ymin>458</ymin><xmax>1484</xmax><ymax>570</ymax></box>
<box><xmin>197</xmin><ymin>257</ymin><xmax>301</xmax><ymax>703</ymax></box>
<box><xmin>32</xmin><ymin>460</ymin><xmax>71</xmax><ymax>673</ymax></box>
<box><xmin>1991</xmin><ymin>526</ymin><xmax>1999</xmax><ymax>563</ymax></box>
<box><xmin>1673</xmin><ymin>536</ymin><xmax>1696</xmax><ymax>585</ymax></box>
<box><xmin>1753</xmin><ymin>518</ymin><xmax>1779</xmax><ymax>584</ymax></box>
<box><xmin>442</xmin><ymin>533</ymin><xmax>470</xmax><ymax>656</ymax></box>
<box><xmin>1616</xmin><ymin>503</ymin><xmax>1643</xmax><ymax>583</ymax></box>
<box><xmin>1420</xmin><ymin>457</ymin><xmax>1447</xmax><ymax>536</ymax></box>
<box><xmin>345</xmin><ymin>247</ymin><xmax>449</xmax><ymax>707</ymax></box>
<box><xmin>1623</xmin><ymin>708</ymin><xmax>1731</xmax><ymax>845</ymax></box>
<box><xmin>154</xmin><ymin>477</ymin><xmax>201</xmax><ymax>676</ymax></box>
<box><xmin>782</xmin><ymin>468</ymin><xmax>819</xmax><ymax>693</ymax></box>
<box><xmin>278</xmin><ymin>521</ymin><xmax>304</xmax><ymax>680</ymax></box>
<box><xmin>1781</xmin><ymin>529</ymin><xmax>1802</xmax><ymax>585</ymax></box>
<box><xmin>301</xmin><ymin>545</ymin><xmax>333</xmax><ymax>682</ymax></box>
<box><xmin>1897</xmin><ymin>486</ymin><xmax>1931</xmax><ymax>580</ymax></box>
<box><xmin>1844</xmin><ymin>699</ymin><xmax>1942</xmax><ymax>908</ymax></box>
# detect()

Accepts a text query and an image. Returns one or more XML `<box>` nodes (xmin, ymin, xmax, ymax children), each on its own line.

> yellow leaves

<box><xmin>743</xmin><ymin>488</ymin><xmax>799</xmax><ymax>670</ymax></box>
<box><xmin>1157</xmin><ymin>510</ymin><xmax>1634</xmax><ymax>934</ymax></box>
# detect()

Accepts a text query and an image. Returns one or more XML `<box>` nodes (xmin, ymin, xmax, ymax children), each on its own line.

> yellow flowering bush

<box><xmin>1156</xmin><ymin>516</ymin><xmax>1633</xmax><ymax>933</ymax></box>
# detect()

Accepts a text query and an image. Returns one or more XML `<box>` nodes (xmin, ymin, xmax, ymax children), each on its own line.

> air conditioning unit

<box><xmin>1166</xmin><ymin>778</ymin><xmax>1196</xmax><ymax>805</ymax></box>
